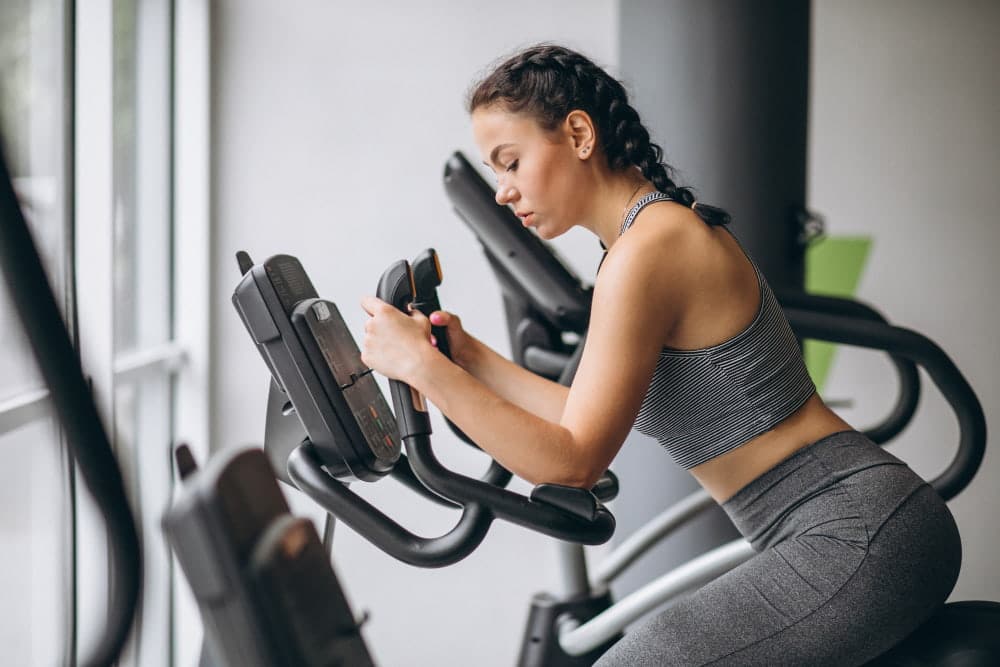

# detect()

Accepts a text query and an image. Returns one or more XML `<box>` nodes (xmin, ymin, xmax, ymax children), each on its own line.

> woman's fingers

<box><xmin>360</xmin><ymin>294</ymin><xmax>385</xmax><ymax>316</ymax></box>
<box><xmin>430</xmin><ymin>310</ymin><xmax>461</xmax><ymax>328</ymax></box>
<box><xmin>361</xmin><ymin>295</ymin><xmax>432</xmax><ymax>340</ymax></box>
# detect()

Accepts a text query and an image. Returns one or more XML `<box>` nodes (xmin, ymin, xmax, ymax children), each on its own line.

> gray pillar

<box><xmin>611</xmin><ymin>0</ymin><xmax>810</xmax><ymax>601</ymax></box>
<box><xmin>620</xmin><ymin>0</ymin><xmax>810</xmax><ymax>289</ymax></box>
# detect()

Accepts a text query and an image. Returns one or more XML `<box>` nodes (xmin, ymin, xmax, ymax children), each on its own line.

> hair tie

<box><xmin>689</xmin><ymin>200</ymin><xmax>731</xmax><ymax>227</ymax></box>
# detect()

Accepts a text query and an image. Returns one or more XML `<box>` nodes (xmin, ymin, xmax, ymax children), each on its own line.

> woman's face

<box><xmin>471</xmin><ymin>106</ymin><xmax>585</xmax><ymax>240</ymax></box>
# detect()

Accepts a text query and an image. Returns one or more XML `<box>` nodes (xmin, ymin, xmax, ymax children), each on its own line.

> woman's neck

<box><xmin>588</xmin><ymin>169</ymin><xmax>654</xmax><ymax>250</ymax></box>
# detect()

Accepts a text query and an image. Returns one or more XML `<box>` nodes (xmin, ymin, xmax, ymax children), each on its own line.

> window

<box><xmin>0</xmin><ymin>1</ymin><xmax>74</xmax><ymax>665</ymax></box>
<box><xmin>1</xmin><ymin>1</ymin><xmax>209</xmax><ymax>664</ymax></box>
<box><xmin>111</xmin><ymin>1</ymin><xmax>178</xmax><ymax>664</ymax></box>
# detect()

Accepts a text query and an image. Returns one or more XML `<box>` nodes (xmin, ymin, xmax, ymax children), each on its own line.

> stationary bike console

<box><xmin>232</xmin><ymin>249</ymin><xmax>615</xmax><ymax>567</ymax></box>
<box><xmin>232</xmin><ymin>252</ymin><xmax>400</xmax><ymax>482</ymax></box>
<box><xmin>233</xmin><ymin>251</ymin><xmax>514</xmax><ymax>567</ymax></box>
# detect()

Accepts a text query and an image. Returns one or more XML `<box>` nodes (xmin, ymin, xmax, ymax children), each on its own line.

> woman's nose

<box><xmin>495</xmin><ymin>184</ymin><xmax>518</xmax><ymax>205</ymax></box>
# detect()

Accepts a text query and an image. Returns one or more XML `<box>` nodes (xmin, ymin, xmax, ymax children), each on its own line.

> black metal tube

<box><xmin>862</xmin><ymin>354</ymin><xmax>921</xmax><ymax>444</ymax></box>
<box><xmin>404</xmin><ymin>435</ymin><xmax>615</xmax><ymax>545</ymax></box>
<box><xmin>776</xmin><ymin>288</ymin><xmax>890</xmax><ymax>321</ymax></box>
<box><xmin>389</xmin><ymin>453</ymin><xmax>463</xmax><ymax>508</ymax></box>
<box><xmin>0</xmin><ymin>146</ymin><xmax>142</xmax><ymax>666</ymax></box>
<box><xmin>776</xmin><ymin>289</ymin><xmax>921</xmax><ymax>444</ymax></box>
<box><xmin>783</xmin><ymin>308</ymin><xmax>986</xmax><ymax>501</ymax></box>
<box><xmin>390</xmin><ymin>452</ymin><xmax>513</xmax><ymax>509</ymax></box>
<box><xmin>287</xmin><ymin>443</ymin><xmax>496</xmax><ymax>568</ymax></box>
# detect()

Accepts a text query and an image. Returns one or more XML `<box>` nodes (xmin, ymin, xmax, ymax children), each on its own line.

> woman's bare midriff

<box><xmin>690</xmin><ymin>393</ymin><xmax>854</xmax><ymax>503</ymax></box>
<box><xmin>641</xmin><ymin>215</ymin><xmax>853</xmax><ymax>503</ymax></box>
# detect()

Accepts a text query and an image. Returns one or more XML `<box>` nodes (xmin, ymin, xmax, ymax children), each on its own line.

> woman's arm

<box><xmin>361</xmin><ymin>231</ymin><xmax>682</xmax><ymax>489</ymax></box>
<box><xmin>457</xmin><ymin>333</ymin><xmax>569</xmax><ymax>423</ymax></box>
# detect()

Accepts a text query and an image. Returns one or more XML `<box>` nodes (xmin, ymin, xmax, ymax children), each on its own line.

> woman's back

<box><xmin>601</xmin><ymin>194</ymin><xmax>851</xmax><ymax>500</ymax></box>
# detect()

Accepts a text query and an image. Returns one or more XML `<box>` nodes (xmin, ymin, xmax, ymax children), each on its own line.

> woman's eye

<box><xmin>506</xmin><ymin>159</ymin><xmax>519</xmax><ymax>172</ymax></box>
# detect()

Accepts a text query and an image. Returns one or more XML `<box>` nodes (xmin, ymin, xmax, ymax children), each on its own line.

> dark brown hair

<box><xmin>468</xmin><ymin>44</ymin><xmax>729</xmax><ymax>226</ymax></box>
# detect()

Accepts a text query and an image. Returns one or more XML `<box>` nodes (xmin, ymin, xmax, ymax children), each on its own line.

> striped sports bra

<box><xmin>619</xmin><ymin>192</ymin><xmax>816</xmax><ymax>469</ymax></box>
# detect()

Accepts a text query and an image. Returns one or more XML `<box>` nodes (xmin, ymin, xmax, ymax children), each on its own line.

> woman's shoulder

<box><xmin>603</xmin><ymin>201</ymin><xmax>718</xmax><ymax>280</ymax></box>
<box><xmin>599</xmin><ymin>201</ymin><xmax>750</xmax><ymax>329</ymax></box>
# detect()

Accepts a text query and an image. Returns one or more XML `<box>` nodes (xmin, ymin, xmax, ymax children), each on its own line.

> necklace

<box><xmin>618</xmin><ymin>182</ymin><xmax>646</xmax><ymax>233</ymax></box>
<box><xmin>600</xmin><ymin>181</ymin><xmax>647</xmax><ymax>253</ymax></box>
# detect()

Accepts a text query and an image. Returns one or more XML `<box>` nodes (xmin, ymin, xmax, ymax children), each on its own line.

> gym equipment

<box><xmin>230</xmin><ymin>251</ymin><xmax>617</xmax><ymax>559</ymax></box>
<box><xmin>159</xmin><ymin>233</ymin><xmax>998</xmax><ymax>665</ymax></box>
<box><xmin>5</xmin><ymin>62</ymin><xmax>992</xmax><ymax>667</ymax></box>
<box><xmin>0</xmin><ymin>143</ymin><xmax>142</xmax><ymax>666</ymax></box>
<box><xmin>161</xmin><ymin>444</ymin><xmax>374</xmax><ymax>667</ymax></box>
<box><xmin>234</xmin><ymin>241</ymin><xmax>997</xmax><ymax>664</ymax></box>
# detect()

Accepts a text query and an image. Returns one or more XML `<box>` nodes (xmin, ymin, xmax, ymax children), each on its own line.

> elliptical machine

<box><xmin>161</xmin><ymin>235</ymin><xmax>1000</xmax><ymax>664</ymax></box>
<box><xmin>163</xmin><ymin>152</ymin><xmax>1000</xmax><ymax>667</ymax></box>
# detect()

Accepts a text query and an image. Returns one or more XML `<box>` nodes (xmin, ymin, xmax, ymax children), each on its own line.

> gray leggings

<box><xmin>594</xmin><ymin>431</ymin><xmax>961</xmax><ymax>666</ymax></box>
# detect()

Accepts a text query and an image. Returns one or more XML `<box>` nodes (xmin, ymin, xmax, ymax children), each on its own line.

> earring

<box><xmin>581</xmin><ymin>146</ymin><xmax>591</xmax><ymax>157</ymax></box>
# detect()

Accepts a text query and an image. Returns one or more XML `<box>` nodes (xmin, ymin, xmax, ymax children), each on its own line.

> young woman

<box><xmin>360</xmin><ymin>44</ymin><xmax>960</xmax><ymax>666</ymax></box>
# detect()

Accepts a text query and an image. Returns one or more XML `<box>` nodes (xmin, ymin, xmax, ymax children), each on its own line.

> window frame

<box><xmin>0</xmin><ymin>0</ymin><xmax>77</xmax><ymax>663</ymax></box>
<box><xmin>0</xmin><ymin>1</ymin><xmax>210</xmax><ymax>663</ymax></box>
<box><xmin>73</xmin><ymin>0</ymin><xmax>212</xmax><ymax>665</ymax></box>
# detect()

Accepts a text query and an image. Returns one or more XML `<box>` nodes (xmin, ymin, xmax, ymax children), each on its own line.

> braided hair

<box><xmin>468</xmin><ymin>44</ymin><xmax>729</xmax><ymax>226</ymax></box>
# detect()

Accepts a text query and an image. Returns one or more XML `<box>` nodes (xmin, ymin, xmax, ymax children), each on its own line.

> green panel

<box><xmin>804</xmin><ymin>236</ymin><xmax>873</xmax><ymax>392</ymax></box>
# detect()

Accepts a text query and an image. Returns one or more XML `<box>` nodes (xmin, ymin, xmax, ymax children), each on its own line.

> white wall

<box><xmin>810</xmin><ymin>0</ymin><xmax>1000</xmax><ymax>601</ymax></box>
<box><xmin>210</xmin><ymin>3</ymin><xmax>618</xmax><ymax>665</ymax></box>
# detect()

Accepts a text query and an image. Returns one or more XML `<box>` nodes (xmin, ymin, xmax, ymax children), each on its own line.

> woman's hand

<box><xmin>360</xmin><ymin>295</ymin><xmax>436</xmax><ymax>385</ymax></box>
<box><xmin>427</xmin><ymin>309</ymin><xmax>477</xmax><ymax>369</ymax></box>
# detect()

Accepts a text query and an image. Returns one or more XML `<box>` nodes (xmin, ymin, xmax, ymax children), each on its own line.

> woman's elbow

<box><xmin>539</xmin><ymin>463</ymin><xmax>605</xmax><ymax>491</ymax></box>
<box><xmin>531</xmin><ymin>432</ymin><xmax>609</xmax><ymax>490</ymax></box>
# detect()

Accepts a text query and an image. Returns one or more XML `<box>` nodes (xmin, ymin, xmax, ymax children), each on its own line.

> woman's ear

<box><xmin>565</xmin><ymin>110</ymin><xmax>597</xmax><ymax>160</ymax></box>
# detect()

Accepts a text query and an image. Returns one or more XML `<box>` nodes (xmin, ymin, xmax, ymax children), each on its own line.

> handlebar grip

<box><xmin>530</xmin><ymin>484</ymin><xmax>599</xmax><ymax>522</ymax></box>
<box><xmin>410</xmin><ymin>248</ymin><xmax>452</xmax><ymax>358</ymax></box>
<box><xmin>376</xmin><ymin>260</ymin><xmax>432</xmax><ymax>439</ymax></box>
<box><xmin>375</xmin><ymin>260</ymin><xmax>615</xmax><ymax>544</ymax></box>
<box><xmin>409</xmin><ymin>249</ymin><xmax>480</xmax><ymax>449</ymax></box>
<box><xmin>591</xmin><ymin>469</ymin><xmax>620</xmax><ymax>504</ymax></box>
